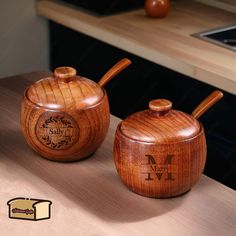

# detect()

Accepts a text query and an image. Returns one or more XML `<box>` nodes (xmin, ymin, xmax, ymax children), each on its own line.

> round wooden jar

<box><xmin>114</xmin><ymin>99</ymin><xmax>207</xmax><ymax>198</ymax></box>
<box><xmin>20</xmin><ymin>67</ymin><xmax>110</xmax><ymax>162</ymax></box>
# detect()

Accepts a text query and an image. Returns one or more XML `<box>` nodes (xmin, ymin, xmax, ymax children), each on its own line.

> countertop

<box><xmin>196</xmin><ymin>0</ymin><xmax>236</xmax><ymax>14</ymax></box>
<box><xmin>37</xmin><ymin>0</ymin><xmax>236</xmax><ymax>94</ymax></box>
<box><xmin>0</xmin><ymin>72</ymin><xmax>236</xmax><ymax>235</ymax></box>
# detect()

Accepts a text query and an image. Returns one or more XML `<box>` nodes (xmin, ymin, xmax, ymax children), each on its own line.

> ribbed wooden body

<box><xmin>114</xmin><ymin>123</ymin><xmax>206</xmax><ymax>198</ymax></box>
<box><xmin>21</xmin><ymin>90</ymin><xmax>109</xmax><ymax>162</ymax></box>
<box><xmin>20</xmin><ymin>59</ymin><xmax>131</xmax><ymax>162</ymax></box>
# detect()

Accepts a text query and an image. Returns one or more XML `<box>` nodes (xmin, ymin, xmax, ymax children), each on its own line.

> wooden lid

<box><xmin>120</xmin><ymin>99</ymin><xmax>201</xmax><ymax>143</ymax></box>
<box><xmin>26</xmin><ymin>67</ymin><xmax>104</xmax><ymax>110</ymax></box>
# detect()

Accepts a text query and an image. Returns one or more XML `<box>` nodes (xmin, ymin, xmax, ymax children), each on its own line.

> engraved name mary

<box><xmin>36</xmin><ymin>112</ymin><xmax>79</xmax><ymax>150</ymax></box>
<box><xmin>142</xmin><ymin>154</ymin><xmax>176</xmax><ymax>181</ymax></box>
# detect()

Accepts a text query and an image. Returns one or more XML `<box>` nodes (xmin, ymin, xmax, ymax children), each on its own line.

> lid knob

<box><xmin>54</xmin><ymin>66</ymin><xmax>77</xmax><ymax>83</ymax></box>
<box><xmin>149</xmin><ymin>99</ymin><xmax>172</xmax><ymax>115</ymax></box>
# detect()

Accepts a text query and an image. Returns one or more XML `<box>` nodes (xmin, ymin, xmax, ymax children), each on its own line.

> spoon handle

<box><xmin>98</xmin><ymin>58</ymin><xmax>132</xmax><ymax>88</ymax></box>
<box><xmin>192</xmin><ymin>90</ymin><xmax>224</xmax><ymax>119</ymax></box>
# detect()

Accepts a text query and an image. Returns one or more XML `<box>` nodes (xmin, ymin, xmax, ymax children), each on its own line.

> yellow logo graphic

<box><xmin>7</xmin><ymin>197</ymin><xmax>52</xmax><ymax>221</ymax></box>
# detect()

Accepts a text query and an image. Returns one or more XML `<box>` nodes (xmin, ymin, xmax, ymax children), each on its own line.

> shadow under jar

<box><xmin>114</xmin><ymin>91</ymin><xmax>223</xmax><ymax>198</ymax></box>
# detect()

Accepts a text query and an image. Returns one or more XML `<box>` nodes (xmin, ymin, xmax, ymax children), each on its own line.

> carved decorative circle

<box><xmin>36</xmin><ymin>112</ymin><xmax>79</xmax><ymax>150</ymax></box>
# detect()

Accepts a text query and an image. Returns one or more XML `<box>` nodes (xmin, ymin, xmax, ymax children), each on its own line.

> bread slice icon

<box><xmin>7</xmin><ymin>198</ymin><xmax>52</xmax><ymax>221</ymax></box>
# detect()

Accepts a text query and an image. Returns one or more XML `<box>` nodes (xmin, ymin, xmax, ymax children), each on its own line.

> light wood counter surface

<box><xmin>0</xmin><ymin>72</ymin><xmax>236</xmax><ymax>235</ymax></box>
<box><xmin>196</xmin><ymin>0</ymin><xmax>236</xmax><ymax>14</ymax></box>
<box><xmin>37</xmin><ymin>0</ymin><xmax>236</xmax><ymax>95</ymax></box>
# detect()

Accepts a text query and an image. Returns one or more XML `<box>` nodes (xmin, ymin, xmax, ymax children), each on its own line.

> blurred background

<box><xmin>0</xmin><ymin>0</ymin><xmax>49</xmax><ymax>78</ymax></box>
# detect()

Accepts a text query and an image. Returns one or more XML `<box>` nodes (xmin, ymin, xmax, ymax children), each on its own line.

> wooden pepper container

<box><xmin>21</xmin><ymin>59</ymin><xmax>131</xmax><ymax>161</ymax></box>
<box><xmin>114</xmin><ymin>91</ymin><xmax>223</xmax><ymax>198</ymax></box>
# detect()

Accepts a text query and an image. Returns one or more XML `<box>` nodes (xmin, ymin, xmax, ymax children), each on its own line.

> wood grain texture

<box><xmin>26</xmin><ymin>74</ymin><xmax>104</xmax><ymax>110</ymax></box>
<box><xmin>114</xmin><ymin>123</ymin><xmax>206</xmax><ymax>198</ymax></box>
<box><xmin>115</xmin><ymin>93</ymin><xmax>223</xmax><ymax>198</ymax></box>
<box><xmin>195</xmin><ymin>0</ymin><xmax>236</xmax><ymax>14</ymax></box>
<box><xmin>0</xmin><ymin>72</ymin><xmax>236</xmax><ymax>235</ymax></box>
<box><xmin>37</xmin><ymin>0</ymin><xmax>236</xmax><ymax>94</ymax></box>
<box><xmin>116</xmin><ymin>107</ymin><xmax>205</xmax><ymax>198</ymax></box>
<box><xmin>120</xmin><ymin>103</ymin><xmax>200</xmax><ymax>143</ymax></box>
<box><xmin>20</xmin><ymin>58</ymin><xmax>130</xmax><ymax>161</ymax></box>
<box><xmin>192</xmin><ymin>90</ymin><xmax>224</xmax><ymax>119</ymax></box>
<box><xmin>21</xmin><ymin>68</ymin><xmax>109</xmax><ymax>161</ymax></box>
<box><xmin>54</xmin><ymin>66</ymin><xmax>77</xmax><ymax>82</ymax></box>
<box><xmin>98</xmin><ymin>58</ymin><xmax>132</xmax><ymax>88</ymax></box>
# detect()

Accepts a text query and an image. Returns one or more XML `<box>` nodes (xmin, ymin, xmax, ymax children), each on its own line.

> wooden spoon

<box><xmin>192</xmin><ymin>90</ymin><xmax>224</xmax><ymax>119</ymax></box>
<box><xmin>98</xmin><ymin>58</ymin><xmax>132</xmax><ymax>88</ymax></box>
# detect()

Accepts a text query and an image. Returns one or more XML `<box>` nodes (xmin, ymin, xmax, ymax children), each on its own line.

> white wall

<box><xmin>0</xmin><ymin>0</ymin><xmax>49</xmax><ymax>78</ymax></box>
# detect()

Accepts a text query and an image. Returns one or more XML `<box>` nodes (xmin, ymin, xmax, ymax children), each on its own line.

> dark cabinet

<box><xmin>61</xmin><ymin>0</ymin><xmax>144</xmax><ymax>15</ymax></box>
